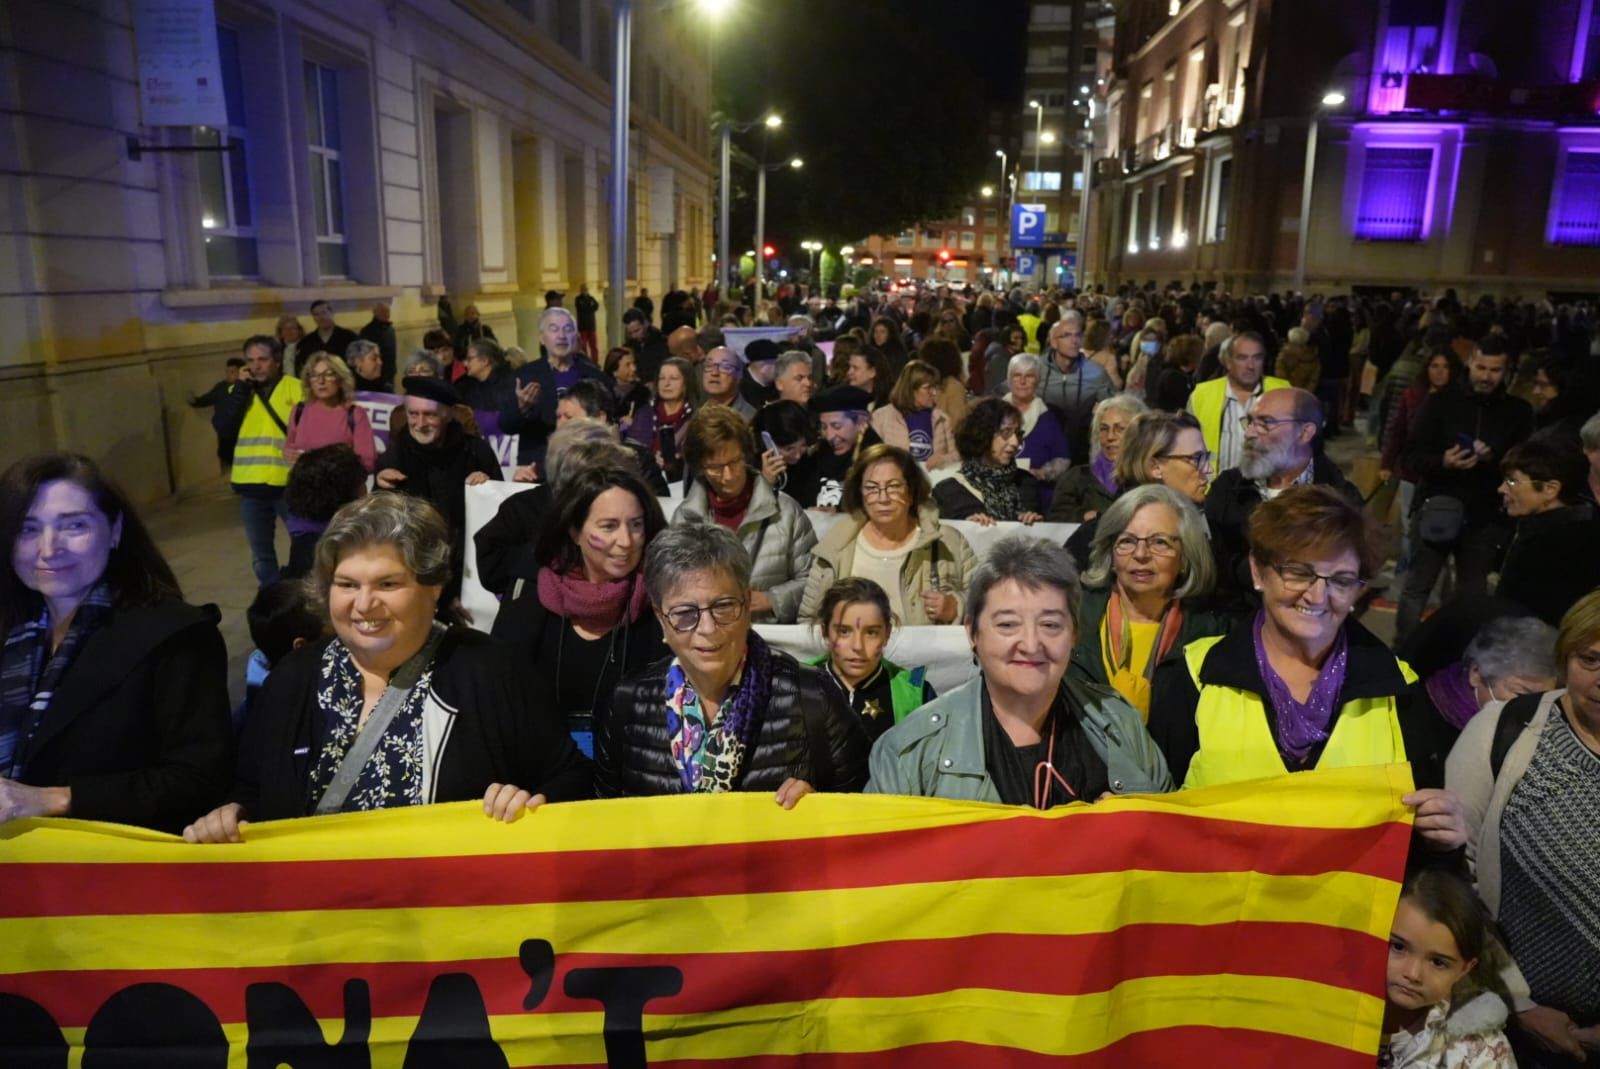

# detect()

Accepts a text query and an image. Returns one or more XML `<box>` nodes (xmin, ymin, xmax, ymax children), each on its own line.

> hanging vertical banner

<box><xmin>0</xmin><ymin>767</ymin><xmax>1412</xmax><ymax>1067</ymax></box>
<box><xmin>132</xmin><ymin>0</ymin><xmax>229</xmax><ymax>128</ymax></box>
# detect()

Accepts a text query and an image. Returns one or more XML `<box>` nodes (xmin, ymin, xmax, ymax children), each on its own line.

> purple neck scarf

<box><xmin>1252</xmin><ymin>611</ymin><xmax>1349</xmax><ymax>765</ymax></box>
<box><xmin>1424</xmin><ymin>661</ymin><xmax>1480</xmax><ymax>731</ymax></box>
<box><xmin>1090</xmin><ymin>453</ymin><xmax>1118</xmax><ymax>496</ymax></box>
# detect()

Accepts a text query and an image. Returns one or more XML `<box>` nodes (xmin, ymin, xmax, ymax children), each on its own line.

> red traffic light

<box><xmin>762</xmin><ymin>244</ymin><xmax>776</xmax><ymax>258</ymax></box>
<box><xmin>937</xmin><ymin>248</ymin><xmax>952</xmax><ymax>263</ymax></box>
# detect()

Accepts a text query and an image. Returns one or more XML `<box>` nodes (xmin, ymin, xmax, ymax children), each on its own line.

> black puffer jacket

<box><xmin>593</xmin><ymin>648</ymin><xmax>870</xmax><ymax>797</ymax></box>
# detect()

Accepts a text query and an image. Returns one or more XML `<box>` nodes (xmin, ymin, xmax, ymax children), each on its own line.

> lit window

<box><xmin>1550</xmin><ymin>150</ymin><xmax>1600</xmax><ymax>246</ymax></box>
<box><xmin>1021</xmin><ymin>171</ymin><xmax>1063</xmax><ymax>192</ymax></box>
<box><xmin>199</xmin><ymin>24</ymin><xmax>257</xmax><ymax>278</ymax></box>
<box><xmin>1356</xmin><ymin>147</ymin><xmax>1433</xmax><ymax>241</ymax></box>
<box><xmin>896</xmin><ymin>229</ymin><xmax>914</xmax><ymax>247</ymax></box>
<box><xmin>304</xmin><ymin>62</ymin><xmax>349</xmax><ymax>277</ymax></box>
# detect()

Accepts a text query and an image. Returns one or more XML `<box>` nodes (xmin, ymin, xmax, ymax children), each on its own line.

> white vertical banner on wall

<box><xmin>648</xmin><ymin>165</ymin><xmax>676</xmax><ymax>234</ymax></box>
<box><xmin>132</xmin><ymin>0</ymin><xmax>229</xmax><ymax>127</ymax></box>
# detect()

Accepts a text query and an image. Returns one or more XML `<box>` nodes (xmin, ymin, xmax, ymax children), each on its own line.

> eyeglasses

<box><xmin>1113</xmin><ymin>533</ymin><xmax>1181</xmax><ymax>557</ymax></box>
<box><xmin>306</xmin><ymin>371</ymin><xmax>338</xmax><ymax>382</ymax></box>
<box><xmin>705</xmin><ymin>361</ymin><xmax>740</xmax><ymax>374</ymax></box>
<box><xmin>1157</xmin><ymin>450</ymin><xmax>1211</xmax><ymax>470</ymax></box>
<box><xmin>1270</xmin><ymin>562</ymin><xmax>1367</xmax><ymax>597</ymax></box>
<box><xmin>1240</xmin><ymin>415</ymin><xmax>1312</xmax><ymax>433</ymax></box>
<box><xmin>1499</xmin><ymin>475</ymin><xmax>1543</xmax><ymax>490</ymax></box>
<box><xmin>996</xmin><ymin>427</ymin><xmax>1024</xmax><ymax>441</ymax></box>
<box><xmin>663</xmin><ymin>597</ymin><xmax>746</xmax><ymax>632</ymax></box>
<box><xmin>861</xmin><ymin>481</ymin><xmax>908</xmax><ymax>501</ymax></box>
<box><xmin>701</xmin><ymin>457</ymin><xmax>746</xmax><ymax>475</ymax></box>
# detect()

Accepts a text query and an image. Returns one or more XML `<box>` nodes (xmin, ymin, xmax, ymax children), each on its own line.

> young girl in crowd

<box><xmin>1380</xmin><ymin>870</ymin><xmax>1514</xmax><ymax>1069</ymax></box>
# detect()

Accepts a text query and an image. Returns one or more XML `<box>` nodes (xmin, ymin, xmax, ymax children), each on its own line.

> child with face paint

<box><xmin>1380</xmin><ymin>869</ymin><xmax>1514</xmax><ymax>1069</ymax></box>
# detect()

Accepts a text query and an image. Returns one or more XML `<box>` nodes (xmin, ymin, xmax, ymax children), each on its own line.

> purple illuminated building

<box><xmin>1083</xmin><ymin>0</ymin><xmax>1600</xmax><ymax>295</ymax></box>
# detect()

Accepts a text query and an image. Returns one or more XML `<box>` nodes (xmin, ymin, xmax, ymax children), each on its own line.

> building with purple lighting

<box><xmin>1085</xmin><ymin>0</ymin><xmax>1600</xmax><ymax>296</ymax></box>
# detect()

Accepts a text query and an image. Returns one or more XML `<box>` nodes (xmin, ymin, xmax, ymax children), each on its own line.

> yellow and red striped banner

<box><xmin>0</xmin><ymin>764</ymin><xmax>1413</xmax><ymax>1067</ymax></box>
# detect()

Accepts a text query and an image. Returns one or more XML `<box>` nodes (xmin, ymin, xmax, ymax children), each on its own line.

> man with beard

<box><xmin>622</xmin><ymin>307</ymin><xmax>669</xmax><ymax>382</ymax></box>
<box><xmin>376</xmin><ymin>377</ymin><xmax>502</xmax><ymax>595</ymax></box>
<box><xmin>1203</xmin><ymin>387</ymin><xmax>1360</xmax><ymax>602</ymax></box>
<box><xmin>792</xmin><ymin>386</ymin><xmax>881</xmax><ymax>511</ymax></box>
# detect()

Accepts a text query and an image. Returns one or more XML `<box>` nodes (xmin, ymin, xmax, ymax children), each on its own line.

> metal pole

<box><xmin>1078</xmin><ymin>137</ymin><xmax>1093</xmax><ymax>288</ymax></box>
<box><xmin>1294</xmin><ymin>112</ymin><xmax>1319</xmax><ymax>295</ymax></box>
<box><xmin>607</xmin><ymin>0</ymin><xmax>632</xmax><ymax>352</ymax></box>
<box><xmin>718</xmin><ymin>123</ymin><xmax>732</xmax><ymax>299</ymax></box>
<box><xmin>1033</xmin><ymin>106</ymin><xmax>1044</xmax><ymax>177</ymax></box>
<box><xmin>754</xmin><ymin>166</ymin><xmax>767</xmax><ymax>314</ymax></box>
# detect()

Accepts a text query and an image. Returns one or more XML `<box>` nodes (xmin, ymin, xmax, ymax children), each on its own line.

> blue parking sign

<box><xmin>1011</xmin><ymin>204</ymin><xmax>1046</xmax><ymax>249</ymax></box>
<box><xmin>1016</xmin><ymin>254</ymin><xmax>1037</xmax><ymax>277</ymax></box>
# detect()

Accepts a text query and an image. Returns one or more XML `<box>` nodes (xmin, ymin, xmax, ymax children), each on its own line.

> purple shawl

<box><xmin>1252</xmin><ymin>611</ymin><xmax>1350</xmax><ymax>765</ymax></box>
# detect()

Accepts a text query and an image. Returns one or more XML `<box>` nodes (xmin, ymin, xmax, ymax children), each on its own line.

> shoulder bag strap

<box><xmin>257</xmin><ymin>383</ymin><xmax>291</xmax><ymax>436</ymax></box>
<box><xmin>314</xmin><ymin>626</ymin><xmax>447</xmax><ymax>815</ymax></box>
<box><xmin>1489</xmin><ymin>691</ymin><xmax>1543</xmax><ymax>781</ymax></box>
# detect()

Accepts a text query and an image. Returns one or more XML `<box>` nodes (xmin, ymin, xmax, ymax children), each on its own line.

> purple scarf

<box><xmin>1423</xmin><ymin>661</ymin><xmax>1480</xmax><ymax>731</ymax></box>
<box><xmin>1090</xmin><ymin>453</ymin><xmax>1117</xmax><ymax>496</ymax></box>
<box><xmin>1252</xmin><ymin>611</ymin><xmax>1349</xmax><ymax>765</ymax></box>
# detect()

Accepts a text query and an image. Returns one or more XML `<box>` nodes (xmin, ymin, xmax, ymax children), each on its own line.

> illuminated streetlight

<box><xmin>789</xmin><ymin>157</ymin><xmax>804</xmax><ymax>169</ymax></box>
<box><xmin>1321</xmin><ymin>90</ymin><xmax>1347</xmax><ymax>108</ymax></box>
<box><xmin>981</xmin><ymin>184</ymin><xmax>994</xmax><ymax>197</ymax></box>
<box><xmin>717</xmin><ymin>108</ymin><xmax>783</xmax><ymax>295</ymax></box>
<box><xmin>764</xmin><ymin>113</ymin><xmax>783</xmax><ymax>128</ymax></box>
<box><xmin>1041</xmin><ymin>130</ymin><xmax>1057</xmax><ymax>145</ymax></box>
<box><xmin>1295</xmin><ymin>88</ymin><xmax>1348</xmax><ymax>292</ymax></box>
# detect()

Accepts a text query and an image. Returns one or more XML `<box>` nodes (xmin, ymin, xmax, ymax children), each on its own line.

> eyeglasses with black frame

<box><xmin>663</xmin><ymin>597</ymin><xmax>747</xmax><ymax>632</ymax></box>
<box><xmin>1269</xmin><ymin>562</ymin><xmax>1367</xmax><ymax>597</ymax></box>
<box><xmin>1240</xmin><ymin>414</ymin><xmax>1314</xmax><ymax>433</ymax></box>
<box><xmin>1156</xmin><ymin>449</ymin><xmax>1212</xmax><ymax>470</ymax></box>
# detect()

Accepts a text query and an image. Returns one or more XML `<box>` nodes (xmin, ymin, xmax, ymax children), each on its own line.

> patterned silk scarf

<box><xmin>665</xmin><ymin>630</ymin><xmax>774</xmax><ymax>793</ymax></box>
<box><xmin>0</xmin><ymin>582</ymin><xmax>115</xmax><ymax>779</ymax></box>
<box><xmin>1101</xmin><ymin>589</ymin><xmax>1185</xmax><ymax>682</ymax></box>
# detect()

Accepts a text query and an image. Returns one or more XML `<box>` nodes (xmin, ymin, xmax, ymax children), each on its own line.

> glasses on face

<box><xmin>705</xmin><ymin>361</ymin><xmax>740</xmax><ymax>374</ymax></box>
<box><xmin>663</xmin><ymin>597</ymin><xmax>746</xmax><ymax>632</ymax></box>
<box><xmin>701</xmin><ymin>457</ymin><xmax>746</xmax><ymax>476</ymax></box>
<box><xmin>861</xmin><ymin>481</ymin><xmax>907</xmax><ymax>501</ymax></box>
<box><xmin>306</xmin><ymin>371</ymin><xmax>337</xmax><ymax>382</ymax></box>
<box><xmin>1240</xmin><ymin>415</ymin><xmax>1311</xmax><ymax>433</ymax></box>
<box><xmin>1270</xmin><ymin>562</ymin><xmax>1367</xmax><ymax>597</ymax></box>
<box><xmin>1157</xmin><ymin>450</ymin><xmax>1212</xmax><ymax>470</ymax></box>
<box><xmin>1113</xmin><ymin>533</ymin><xmax>1181</xmax><ymax>557</ymax></box>
<box><xmin>1500</xmin><ymin>475</ymin><xmax>1542</xmax><ymax>490</ymax></box>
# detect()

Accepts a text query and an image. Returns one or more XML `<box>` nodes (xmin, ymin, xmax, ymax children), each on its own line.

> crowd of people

<box><xmin>4</xmin><ymin>277</ymin><xmax>1599</xmax><ymax>1067</ymax></box>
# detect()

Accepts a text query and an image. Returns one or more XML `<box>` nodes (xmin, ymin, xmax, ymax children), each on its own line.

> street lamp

<box><xmin>1294</xmin><ymin>89</ymin><xmax>1347</xmax><ymax>294</ymax></box>
<box><xmin>1029</xmin><ymin>99</ymin><xmax>1046</xmax><ymax>177</ymax></box>
<box><xmin>801</xmin><ymin>240</ymin><xmax>822</xmax><ymax>285</ymax></box>
<box><xmin>716</xmin><ymin>110</ymin><xmax>784</xmax><ymax>297</ymax></box>
<box><xmin>981</xmin><ymin>184</ymin><xmax>994</xmax><ymax>198</ymax></box>
<box><xmin>753</xmin><ymin>155</ymin><xmax>802</xmax><ymax>309</ymax></box>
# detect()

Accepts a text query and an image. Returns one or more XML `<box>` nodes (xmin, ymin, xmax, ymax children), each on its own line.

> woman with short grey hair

<box><xmin>595</xmin><ymin>522</ymin><xmax>868</xmax><ymax>801</ymax></box>
<box><xmin>1581</xmin><ymin>411</ymin><xmax>1600</xmax><ymax>505</ymax></box>
<box><xmin>1071</xmin><ymin>485</ymin><xmax>1226</xmax><ymax>719</ymax></box>
<box><xmin>1415</xmin><ymin>615</ymin><xmax>1561</xmax><ymax>768</ymax></box>
<box><xmin>185</xmin><ymin>493</ymin><xmax>590</xmax><ymax>842</ymax></box>
<box><xmin>1004</xmin><ymin>351</ymin><xmax>1071</xmax><ymax>503</ymax></box>
<box><xmin>867</xmin><ymin>534</ymin><xmax>1171</xmax><ymax>805</ymax></box>
<box><xmin>1048</xmin><ymin>393</ymin><xmax>1147</xmax><ymax>523</ymax></box>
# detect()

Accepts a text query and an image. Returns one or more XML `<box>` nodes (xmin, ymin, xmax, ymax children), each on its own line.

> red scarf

<box><xmin>536</xmin><ymin>566</ymin><xmax>649</xmax><ymax>634</ymax></box>
<box><xmin>708</xmin><ymin>481</ymin><xmax>754</xmax><ymax>530</ymax></box>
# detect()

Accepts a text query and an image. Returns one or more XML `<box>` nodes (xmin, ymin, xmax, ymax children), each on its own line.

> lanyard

<box><xmin>1031</xmin><ymin>713</ymin><xmax>1079</xmax><ymax>810</ymax></box>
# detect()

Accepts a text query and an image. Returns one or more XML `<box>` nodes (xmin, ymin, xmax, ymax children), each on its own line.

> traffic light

<box><xmin>762</xmin><ymin>244</ymin><xmax>776</xmax><ymax>258</ymax></box>
<box><xmin>937</xmin><ymin>248</ymin><xmax>952</xmax><ymax>264</ymax></box>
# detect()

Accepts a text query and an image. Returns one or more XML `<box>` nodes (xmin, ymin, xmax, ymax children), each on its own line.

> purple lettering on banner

<box><xmin>356</xmin><ymin>391</ymin><xmax>519</xmax><ymax>465</ymax></box>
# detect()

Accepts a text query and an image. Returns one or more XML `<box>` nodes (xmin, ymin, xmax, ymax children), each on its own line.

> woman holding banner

<box><xmin>593</xmin><ymin>523</ymin><xmax>869</xmax><ymax>800</ymax></box>
<box><xmin>865</xmin><ymin>535</ymin><xmax>1171</xmax><ymax>805</ymax></box>
<box><xmin>183</xmin><ymin>494</ymin><xmax>589</xmax><ymax>843</ymax></box>
<box><xmin>283</xmin><ymin>353</ymin><xmax>377</xmax><ymax>472</ymax></box>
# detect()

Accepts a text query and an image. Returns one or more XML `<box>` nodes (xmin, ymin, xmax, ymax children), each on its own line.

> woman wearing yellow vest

<box><xmin>1148</xmin><ymin>486</ymin><xmax>1469</xmax><ymax>849</ymax></box>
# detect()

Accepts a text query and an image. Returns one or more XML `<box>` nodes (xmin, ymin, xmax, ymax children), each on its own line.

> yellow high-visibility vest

<box><xmin>231</xmin><ymin>377</ymin><xmax>304</xmax><ymax>488</ymax></box>
<box><xmin>1188</xmin><ymin>375</ymin><xmax>1289</xmax><ymax>459</ymax></box>
<box><xmin>1179</xmin><ymin>634</ymin><xmax>1412</xmax><ymax>790</ymax></box>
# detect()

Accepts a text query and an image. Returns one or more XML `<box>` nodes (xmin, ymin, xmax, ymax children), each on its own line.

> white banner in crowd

<box><xmin>462</xmin><ymin>483</ymin><xmax>1078</xmax><ymax>671</ymax></box>
<box><xmin>721</xmin><ymin>326</ymin><xmax>804</xmax><ymax>356</ymax></box>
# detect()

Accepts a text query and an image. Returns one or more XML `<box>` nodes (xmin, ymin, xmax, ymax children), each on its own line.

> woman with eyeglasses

<box><xmin>282</xmin><ymin>353</ymin><xmax>378</xmax><ymax>472</ymax></box>
<box><xmin>1065</xmin><ymin>410</ymin><xmax>1212</xmax><ymax>571</ymax></box>
<box><xmin>934</xmin><ymin>398</ymin><xmax>1045</xmax><ymax>527</ymax></box>
<box><xmin>1049</xmin><ymin>394</ymin><xmax>1146</xmax><ymax>523</ymax></box>
<box><xmin>1150</xmin><ymin>487</ymin><xmax>1472</xmax><ymax>850</ymax></box>
<box><xmin>798</xmin><ymin>445</ymin><xmax>976</xmax><ymax>627</ymax></box>
<box><xmin>1069</xmin><ymin>485</ymin><xmax>1225</xmax><ymax>720</ymax></box>
<box><xmin>1494</xmin><ymin>437</ymin><xmax>1600</xmax><ymax>628</ymax></box>
<box><xmin>673</xmin><ymin>406</ymin><xmax>816</xmax><ymax>623</ymax></box>
<box><xmin>866</xmin><ymin>535</ymin><xmax>1171</xmax><ymax>805</ymax></box>
<box><xmin>594</xmin><ymin>523</ymin><xmax>869</xmax><ymax>801</ymax></box>
<box><xmin>1446</xmin><ymin>590</ymin><xmax>1600</xmax><ymax>1066</ymax></box>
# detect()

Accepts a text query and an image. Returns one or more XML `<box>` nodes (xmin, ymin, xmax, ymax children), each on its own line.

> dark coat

<box><xmin>490</xmin><ymin>588</ymin><xmax>668</xmax><ymax>718</ymax></box>
<box><xmin>1404</xmin><ymin>383</ymin><xmax>1534</xmax><ymax>523</ymax></box>
<box><xmin>626</xmin><ymin>327</ymin><xmax>671</xmax><ymax>384</ymax></box>
<box><xmin>15</xmin><ymin>599</ymin><xmax>232</xmax><ymax>833</ymax></box>
<box><xmin>231</xmin><ymin>627</ymin><xmax>591</xmax><ymax>820</ymax></box>
<box><xmin>456</xmin><ymin>365</ymin><xmax>514</xmax><ymax>413</ymax></box>
<box><xmin>1067</xmin><ymin>586</ymin><xmax>1230</xmax><ymax>690</ymax></box>
<box><xmin>474</xmin><ymin>484</ymin><xmax>553</xmax><ymax>596</ymax></box>
<box><xmin>1047</xmin><ymin>464</ymin><xmax>1116</xmax><ymax>523</ymax></box>
<box><xmin>373</xmin><ymin>421</ymin><xmax>502</xmax><ymax>537</ymax></box>
<box><xmin>358</xmin><ymin>317</ymin><xmax>398</xmax><ymax>385</ymax></box>
<box><xmin>499</xmin><ymin>357</ymin><xmax>608</xmax><ymax>465</ymax></box>
<box><xmin>296</xmin><ymin>326</ymin><xmax>360</xmax><ymax>375</ymax></box>
<box><xmin>1496</xmin><ymin>504</ymin><xmax>1600</xmax><ymax>626</ymax></box>
<box><xmin>594</xmin><ymin>648</ymin><xmax>870</xmax><ymax>797</ymax></box>
<box><xmin>1203</xmin><ymin>454</ymin><xmax>1363</xmax><ymax>600</ymax></box>
<box><xmin>932</xmin><ymin>467</ymin><xmax>1041</xmax><ymax>521</ymax></box>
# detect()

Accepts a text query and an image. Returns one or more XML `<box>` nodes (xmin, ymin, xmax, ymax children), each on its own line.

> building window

<box><xmin>1372</xmin><ymin>0</ymin><xmax>1446</xmax><ymax>113</ymax></box>
<box><xmin>1022</xmin><ymin>171</ymin><xmax>1063</xmax><ymax>191</ymax></box>
<box><xmin>982</xmin><ymin>232</ymin><xmax>998</xmax><ymax>251</ymax></box>
<box><xmin>896</xmin><ymin>229</ymin><xmax>914</xmax><ymax>247</ymax></box>
<box><xmin>1035</xmin><ymin>4</ymin><xmax>1071</xmax><ymax>23</ymax></box>
<box><xmin>304</xmin><ymin>61</ymin><xmax>348</xmax><ymax>278</ymax></box>
<box><xmin>1205</xmin><ymin>155</ymin><xmax>1233</xmax><ymax>242</ymax></box>
<box><xmin>592</xmin><ymin>4</ymin><xmax>612</xmax><ymax>80</ymax></box>
<box><xmin>1072</xmin><ymin>171</ymin><xmax>1084</xmax><ymax>192</ymax></box>
<box><xmin>1081</xmin><ymin>44</ymin><xmax>1098</xmax><ymax>68</ymax></box>
<box><xmin>923</xmin><ymin>226</ymin><xmax>941</xmax><ymax>242</ymax></box>
<box><xmin>556</xmin><ymin>0</ymin><xmax>583</xmax><ymax>55</ymax></box>
<box><xmin>199</xmin><ymin>24</ymin><xmax>257</xmax><ymax>278</ymax></box>
<box><xmin>1550</xmin><ymin>150</ymin><xmax>1600</xmax><ymax>246</ymax></box>
<box><xmin>960</xmin><ymin>230</ymin><xmax>976</xmax><ymax>250</ymax></box>
<box><xmin>1356</xmin><ymin>146</ymin><xmax>1434</xmax><ymax>241</ymax></box>
<box><xmin>1127</xmin><ymin>188</ymin><xmax>1143</xmax><ymax>253</ymax></box>
<box><xmin>961</xmin><ymin>205</ymin><xmax>977</xmax><ymax>226</ymax></box>
<box><xmin>983</xmin><ymin>208</ymin><xmax>998</xmax><ymax>227</ymax></box>
<box><xmin>1150</xmin><ymin>181</ymin><xmax>1167</xmax><ymax>248</ymax></box>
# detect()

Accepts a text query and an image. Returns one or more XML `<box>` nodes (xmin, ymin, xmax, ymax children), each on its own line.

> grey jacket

<box><xmin>675</xmin><ymin>477</ymin><xmax>817</xmax><ymax>623</ymax></box>
<box><xmin>864</xmin><ymin>674</ymin><xmax>1173</xmax><ymax>801</ymax></box>
<box><xmin>797</xmin><ymin>505</ymin><xmax>977</xmax><ymax>626</ymax></box>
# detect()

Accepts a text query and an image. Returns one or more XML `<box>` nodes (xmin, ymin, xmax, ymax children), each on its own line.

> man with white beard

<box><xmin>1202</xmin><ymin>387</ymin><xmax>1362</xmax><ymax>602</ymax></box>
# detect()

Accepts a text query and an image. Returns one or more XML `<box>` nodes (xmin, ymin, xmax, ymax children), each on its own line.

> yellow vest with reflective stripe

<box><xmin>1180</xmin><ymin>634</ymin><xmax>1413</xmax><ymax>790</ymax></box>
<box><xmin>1187</xmin><ymin>375</ymin><xmax>1290</xmax><ymax>459</ymax></box>
<box><xmin>231</xmin><ymin>376</ymin><xmax>304</xmax><ymax>488</ymax></box>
